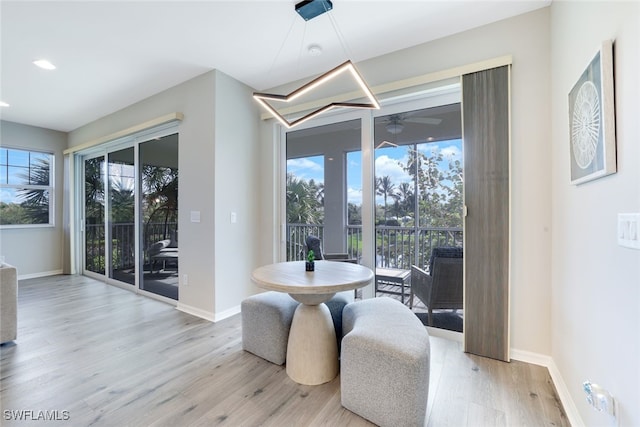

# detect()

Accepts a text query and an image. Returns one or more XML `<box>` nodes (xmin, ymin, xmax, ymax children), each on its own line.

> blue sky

<box><xmin>0</xmin><ymin>148</ymin><xmax>52</xmax><ymax>204</ymax></box>
<box><xmin>287</xmin><ymin>139</ymin><xmax>463</xmax><ymax>205</ymax></box>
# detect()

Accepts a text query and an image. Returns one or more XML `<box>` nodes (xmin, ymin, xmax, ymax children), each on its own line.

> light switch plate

<box><xmin>618</xmin><ymin>213</ymin><xmax>640</xmax><ymax>249</ymax></box>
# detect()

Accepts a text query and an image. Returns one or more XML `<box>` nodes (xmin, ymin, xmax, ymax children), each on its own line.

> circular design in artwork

<box><xmin>571</xmin><ymin>81</ymin><xmax>600</xmax><ymax>169</ymax></box>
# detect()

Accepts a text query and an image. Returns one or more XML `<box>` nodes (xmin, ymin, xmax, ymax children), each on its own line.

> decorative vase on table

<box><xmin>306</xmin><ymin>250</ymin><xmax>315</xmax><ymax>271</ymax></box>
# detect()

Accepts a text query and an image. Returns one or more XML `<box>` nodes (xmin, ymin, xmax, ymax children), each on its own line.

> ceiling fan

<box><xmin>375</xmin><ymin>112</ymin><xmax>443</xmax><ymax>149</ymax></box>
<box><xmin>382</xmin><ymin>113</ymin><xmax>443</xmax><ymax>134</ymax></box>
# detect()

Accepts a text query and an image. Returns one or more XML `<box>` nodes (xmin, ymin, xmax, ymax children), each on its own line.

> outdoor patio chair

<box><xmin>148</xmin><ymin>239</ymin><xmax>178</xmax><ymax>273</ymax></box>
<box><xmin>306</xmin><ymin>235</ymin><xmax>358</xmax><ymax>298</ymax></box>
<box><xmin>305</xmin><ymin>235</ymin><xmax>355</xmax><ymax>262</ymax></box>
<box><xmin>410</xmin><ymin>247</ymin><xmax>463</xmax><ymax>326</ymax></box>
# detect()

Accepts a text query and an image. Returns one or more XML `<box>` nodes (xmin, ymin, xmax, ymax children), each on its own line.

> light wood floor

<box><xmin>0</xmin><ymin>275</ymin><xmax>569</xmax><ymax>426</ymax></box>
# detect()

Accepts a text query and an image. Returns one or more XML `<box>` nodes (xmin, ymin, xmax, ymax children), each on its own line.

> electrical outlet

<box><xmin>182</xmin><ymin>274</ymin><xmax>188</xmax><ymax>286</ymax></box>
<box><xmin>583</xmin><ymin>381</ymin><xmax>617</xmax><ymax>426</ymax></box>
<box><xmin>618</xmin><ymin>213</ymin><xmax>640</xmax><ymax>249</ymax></box>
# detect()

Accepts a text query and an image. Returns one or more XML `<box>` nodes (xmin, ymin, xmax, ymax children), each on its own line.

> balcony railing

<box><xmin>85</xmin><ymin>222</ymin><xmax>178</xmax><ymax>271</ymax></box>
<box><xmin>287</xmin><ymin>223</ymin><xmax>462</xmax><ymax>271</ymax></box>
<box><xmin>88</xmin><ymin>222</ymin><xmax>461</xmax><ymax>274</ymax></box>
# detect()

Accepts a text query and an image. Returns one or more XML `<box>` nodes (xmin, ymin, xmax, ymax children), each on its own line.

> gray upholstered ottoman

<box><xmin>241</xmin><ymin>290</ymin><xmax>353</xmax><ymax>365</ymax></box>
<box><xmin>324</xmin><ymin>290</ymin><xmax>354</xmax><ymax>350</ymax></box>
<box><xmin>241</xmin><ymin>291</ymin><xmax>299</xmax><ymax>365</ymax></box>
<box><xmin>341</xmin><ymin>297</ymin><xmax>431</xmax><ymax>427</ymax></box>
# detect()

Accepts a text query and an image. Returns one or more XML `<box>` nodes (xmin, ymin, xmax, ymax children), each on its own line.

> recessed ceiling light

<box><xmin>0</xmin><ymin>101</ymin><xmax>9</xmax><ymax>107</ymax></box>
<box><xmin>33</xmin><ymin>59</ymin><xmax>56</xmax><ymax>70</ymax></box>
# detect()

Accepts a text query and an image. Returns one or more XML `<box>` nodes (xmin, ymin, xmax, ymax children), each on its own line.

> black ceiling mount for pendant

<box><xmin>254</xmin><ymin>0</ymin><xmax>379</xmax><ymax>128</ymax></box>
<box><xmin>295</xmin><ymin>0</ymin><xmax>333</xmax><ymax>21</ymax></box>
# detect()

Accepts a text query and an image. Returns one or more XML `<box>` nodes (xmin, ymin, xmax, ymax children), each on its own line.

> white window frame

<box><xmin>0</xmin><ymin>147</ymin><xmax>55</xmax><ymax>228</ymax></box>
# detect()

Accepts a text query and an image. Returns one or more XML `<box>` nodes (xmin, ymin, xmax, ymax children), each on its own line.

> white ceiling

<box><xmin>0</xmin><ymin>1</ymin><xmax>550</xmax><ymax>132</ymax></box>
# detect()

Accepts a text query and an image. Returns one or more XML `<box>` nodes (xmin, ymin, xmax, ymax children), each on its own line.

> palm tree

<box><xmin>83</xmin><ymin>158</ymin><xmax>105</xmax><ymax>273</ymax></box>
<box><xmin>396</xmin><ymin>182</ymin><xmax>414</xmax><ymax>219</ymax></box>
<box><xmin>309</xmin><ymin>179</ymin><xmax>324</xmax><ymax>205</ymax></box>
<box><xmin>110</xmin><ymin>180</ymin><xmax>135</xmax><ymax>223</ymax></box>
<box><xmin>402</xmin><ymin>148</ymin><xmax>446</xmax><ymax>227</ymax></box>
<box><xmin>286</xmin><ymin>173</ymin><xmax>322</xmax><ymax>224</ymax></box>
<box><xmin>142</xmin><ymin>165</ymin><xmax>178</xmax><ymax>240</ymax></box>
<box><xmin>17</xmin><ymin>157</ymin><xmax>51</xmax><ymax>224</ymax></box>
<box><xmin>376</xmin><ymin>175</ymin><xmax>398</xmax><ymax>224</ymax></box>
<box><xmin>84</xmin><ymin>157</ymin><xmax>105</xmax><ymax>224</ymax></box>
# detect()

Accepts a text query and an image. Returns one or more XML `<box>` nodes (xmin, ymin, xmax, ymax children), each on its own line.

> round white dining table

<box><xmin>251</xmin><ymin>260</ymin><xmax>373</xmax><ymax>385</ymax></box>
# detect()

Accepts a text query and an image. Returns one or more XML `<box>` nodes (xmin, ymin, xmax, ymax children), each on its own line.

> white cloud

<box><xmin>287</xmin><ymin>157</ymin><xmax>324</xmax><ymax>182</ymax></box>
<box><xmin>0</xmin><ymin>188</ymin><xmax>19</xmax><ymax>204</ymax></box>
<box><xmin>441</xmin><ymin>145</ymin><xmax>462</xmax><ymax>161</ymax></box>
<box><xmin>375</xmin><ymin>155</ymin><xmax>411</xmax><ymax>184</ymax></box>
<box><xmin>287</xmin><ymin>157</ymin><xmax>322</xmax><ymax>171</ymax></box>
<box><xmin>347</xmin><ymin>187</ymin><xmax>362</xmax><ymax>205</ymax></box>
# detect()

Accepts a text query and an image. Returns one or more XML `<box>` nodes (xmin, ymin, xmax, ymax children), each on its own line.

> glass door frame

<box><xmin>278</xmin><ymin>108</ymin><xmax>377</xmax><ymax>298</ymax></box>
<box><xmin>81</xmin><ymin>151</ymin><xmax>108</xmax><ymax>282</ymax></box>
<box><xmin>73</xmin><ymin>123</ymin><xmax>179</xmax><ymax>303</ymax></box>
<box><xmin>80</xmin><ymin>139</ymin><xmax>139</xmax><ymax>291</ymax></box>
<box><xmin>277</xmin><ymin>84</ymin><xmax>462</xmax><ymax>301</ymax></box>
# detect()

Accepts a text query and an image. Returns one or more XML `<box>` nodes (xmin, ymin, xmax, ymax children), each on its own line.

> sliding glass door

<box><xmin>107</xmin><ymin>147</ymin><xmax>136</xmax><ymax>285</ymax></box>
<box><xmin>281</xmin><ymin>90</ymin><xmax>464</xmax><ymax>332</ymax></box>
<box><xmin>373</xmin><ymin>104</ymin><xmax>463</xmax><ymax>271</ymax></box>
<box><xmin>373</xmin><ymin>104</ymin><xmax>464</xmax><ymax>333</ymax></box>
<box><xmin>81</xmin><ymin>130</ymin><xmax>179</xmax><ymax>301</ymax></box>
<box><xmin>84</xmin><ymin>156</ymin><xmax>106</xmax><ymax>275</ymax></box>
<box><xmin>285</xmin><ymin>119</ymin><xmax>362</xmax><ymax>263</ymax></box>
<box><xmin>139</xmin><ymin>135</ymin><xmax>179</xmax><ymax>300</ymax></box>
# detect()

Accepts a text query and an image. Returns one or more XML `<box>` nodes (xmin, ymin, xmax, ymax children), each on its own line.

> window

<box><xmin>0</xmin><ymin>148</ymin><xmax>54</xmax><ymax>226</ymax></box>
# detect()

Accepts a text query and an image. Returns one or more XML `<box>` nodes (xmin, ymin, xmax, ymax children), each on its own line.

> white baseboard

<box><xmin>511</xmin><ymin>348</ymin><xmax>584</xmax><ymax>427</ymax></box>
<box><xmin>427</xmin><ymin>326</ymin><xmax>463</xmax><ymax>342</ymax></box>
<box><xmin>214</xmin><ymin>305</ymin><xmax>241</xmax><ymax>322</ymax></box>
<box><xmin>547</xmin><ymin>358</ymin><xmax>585</xmax><ymax>427</ymax></box>
<box><xmin>510</xmin><ymin>348</ymin><xmax>553</xmax><ymax>367</ymax></box>
<box><xmin>176</xmin><ymin>303</ymin><xmax>241</xmax><ymax>323</ymax></box>
<box><xmin>18</xmin><ymin>269</ymin><xmax>64</xmax><ymax>280</ymax></box>
<box><xmin>176</xmin><ymin>303</ymin><xmax>215</xmax><ymax>322</ymax></box>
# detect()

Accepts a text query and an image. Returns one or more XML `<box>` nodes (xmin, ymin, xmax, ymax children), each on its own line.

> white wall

<box><xmin>0</xmin><ymin>121</ymin><xmax>67</xmax><ymax>277</ymax></box>
<box><xmin>69</xmin><ymin>70</ymin><xmax>260</xmax><ymax>320</ymax></box>
<box><xmin>550</xmin><ymin>2</ymin><xmax>640</xmax><ymax>426</ymax></box>
<box><xmin>213</xmin><ymin>71</ymin><xmax>261</xmax><ymax>316</ymax></box>
<box><xmin>260</xmin><ymin>7</ymin><xmax>553</xmax><ymax>355</ymax></box>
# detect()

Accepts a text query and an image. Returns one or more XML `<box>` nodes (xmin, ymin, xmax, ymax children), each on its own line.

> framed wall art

<box><xmin>568</xmin><ymin>39</ymin><xmax>616</xmax><ymax>185</ymax></box>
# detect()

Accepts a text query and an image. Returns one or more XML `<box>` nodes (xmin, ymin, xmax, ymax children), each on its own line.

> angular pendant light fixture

<box><xmin>254</xmin><ymin>60</ymin><xmax>379</xmax><ymax>129</ymax></box>
<box><xmin>254</xmin><ymin>0</ymin><xmax>379</xmax><ymax>128</ymax></box>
